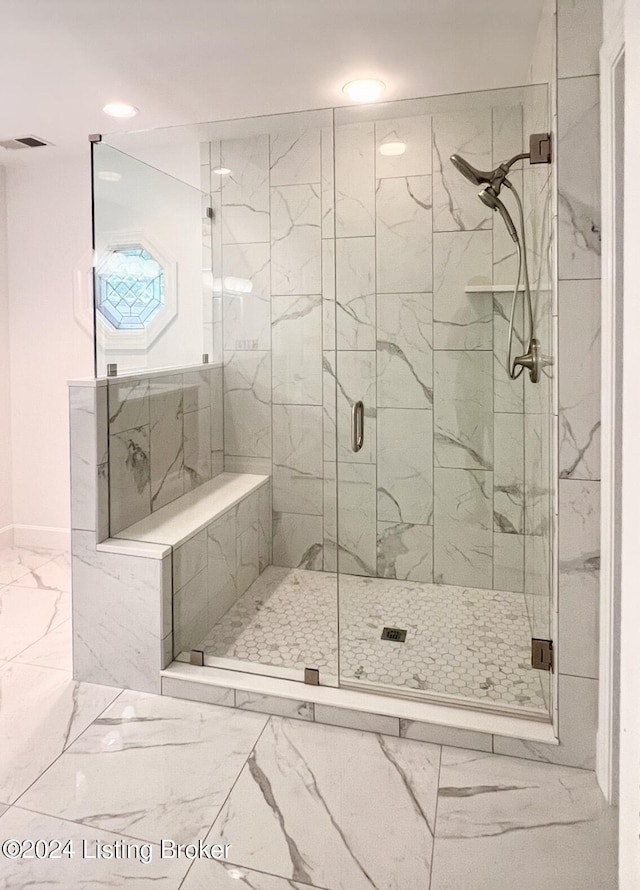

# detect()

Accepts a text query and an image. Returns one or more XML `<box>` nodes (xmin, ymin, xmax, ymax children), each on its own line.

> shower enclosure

<box><xmin>93</xmin><ymin>82</ymin><xmax>554</xmax><ymax>721</ymax></box>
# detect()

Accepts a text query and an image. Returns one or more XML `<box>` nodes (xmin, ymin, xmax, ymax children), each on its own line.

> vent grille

<box><xmin>0</xmin><ymin>135</ymin><xmax>52</xmax><ymax>150</ymax></box>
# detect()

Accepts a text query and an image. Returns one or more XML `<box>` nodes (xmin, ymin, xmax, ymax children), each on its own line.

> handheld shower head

<box><xmin>479</xmin><ymin>186</ymin><xmax>519</xmax><ymax>243</ymax></box>
<box><xmin>449</xmin><ymin>154</ymin><xmax>495</xmax><ymax>187</ymax></box>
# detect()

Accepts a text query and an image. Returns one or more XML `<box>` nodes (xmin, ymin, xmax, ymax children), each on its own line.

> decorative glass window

<box><xmin>96</xmin><ymin>246</ymin><xmax>165</xmax><ymax>330</ymax></box>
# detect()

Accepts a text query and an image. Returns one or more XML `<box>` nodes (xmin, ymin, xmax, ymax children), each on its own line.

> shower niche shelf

<box><xmin>464</xmin><ymin>284</ymin><xmax>525</xmax><ymax>293</ymax></box>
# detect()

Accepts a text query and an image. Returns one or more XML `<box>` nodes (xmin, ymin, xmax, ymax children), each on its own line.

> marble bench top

<box><xmin>112</xmin><ymin>472</ymin><xmax>269</xmax><ymax>549</ymax></box>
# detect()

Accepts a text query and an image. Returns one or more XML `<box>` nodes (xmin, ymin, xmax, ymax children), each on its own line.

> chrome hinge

<box><xmin>190</xmin><ymin>649</ymin><xmax>205</xmax><ymax>667</ymax></box>
<box><xmin>529</xmin><ymin>132</ymin><xmax>552</xmax><ymax>164</ymax></box>
<box><xmin>531</xmin><ymin>638</ymin><xmax>554</xmax><ymax>672</ymax></box>
<box><xmin>304</xmin><ymin>668</ymin><xmax>320</xmax><ymax>686</ymax></box>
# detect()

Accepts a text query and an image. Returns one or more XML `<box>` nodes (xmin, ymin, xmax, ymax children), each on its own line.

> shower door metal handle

<box><xmin>351</xmin><ymin>400</ymin><xmax>364</xmax><ymax>452</ymax></box>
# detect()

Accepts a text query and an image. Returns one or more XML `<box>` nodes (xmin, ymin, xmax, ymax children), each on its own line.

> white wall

<box><xmin>0</xmin><ymin>166</ymin><xmax>12</xmax><ymax>543</ymax></box>
<box><xmin>6</xmin><ymin>155</ymin><xmax>93</xmax><ymax>546</ymax></box>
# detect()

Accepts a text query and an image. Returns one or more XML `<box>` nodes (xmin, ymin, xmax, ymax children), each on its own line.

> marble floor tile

<box><xmin>182</xmin><ymin>859</ymin><xmax>325</xmax><ymax>890</ymax></box>
<box><xmin>18</xmin><ymin>690</ymin><xmax>269</xmax><ymax>845</ymax></box>
<box><xmin>0</xmin><ymin>662</ymin><xmax>120</xmax><ymax>804</ymax></box>
<box><xmin>197</xmin><ymin>567</ymin><xmax>544</xmax><ymax>712</ymax></box>
<box><xmin>0</xmin><ymin>583</ymin><xmax>70</xmax><ymax>660</ymax></box>
<box><xmin>0</xmin><ymin>807</ymin><xmax>190</xmax><ymax>888</ymax></box>
<box><xmin>12</xmin><ymin>551</ymin><xmax>71</xmax><ymax>592</ymax></box>
<box><xmin>213</xmin><ymin>717</ymin><xmax>440</xmax><ymax>890</ymax></box>
<box><xmin>13</xmin><ymin>619</ymin><xmax>72</xmax><ymax>671</ymax></box>
<box><xmin>199</xmin><ymin>566</ymin><xmax>338</xmax><ymax>681</ymax></box>
<box><xmin>430</xmin><ymin>747</ymin><xmax>617</xmax><ymax>890</ymax></box>
<box><xmin>0</xmin><ymin>546</ymin><xmax>62</xmax><ymax>586</ymax></box>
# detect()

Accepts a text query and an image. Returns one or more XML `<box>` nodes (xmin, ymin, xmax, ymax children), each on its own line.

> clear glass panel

<box><xmin>92</xmin><ymin>143</ymin><xmax>213</xmax><ymax>376</ymax></box>
<box><xmin>333</xmin><ymin>86</ymin><xmax>553</xmax><ymax>716</ymax></box>
<box><xmin>131</xmin><ymin>110</ymin><xmax>342</xmax><ymax>683</ymax></box>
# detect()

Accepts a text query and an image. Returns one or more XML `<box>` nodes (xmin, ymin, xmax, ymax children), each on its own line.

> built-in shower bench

<box><xmin>73</xmin><ymin>472</ymin><xmax>271</xmax><ymax>694</ymax></box>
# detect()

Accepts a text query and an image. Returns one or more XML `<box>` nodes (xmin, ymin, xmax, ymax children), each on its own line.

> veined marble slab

<box><xmin>213</xmin><ymin>717</ymin><xmax>440</xmax><ymax>890</ymax></box>
<box><xmin>18</xmin><ymin>690</ymin><xmax>268</xmax><ymax>845</ymax></box>
<box><xmin>114</xmin><ymin>473</ymin><xmax>269</xmax><ymax>549</ymax></box>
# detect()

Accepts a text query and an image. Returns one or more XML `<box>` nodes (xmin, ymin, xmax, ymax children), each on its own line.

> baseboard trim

<box><xmin>0</xmin><ymin>525</ymin><xmax>14</xmax><ymax>549</ymax></box>
<box><xmin>12</xmin><ymin>524</ymin><xmax>71</xmax><ymax>551</ymax></box>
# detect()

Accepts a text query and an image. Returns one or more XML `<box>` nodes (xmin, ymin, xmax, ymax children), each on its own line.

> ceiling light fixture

<box><xmin>342</xmin><ymin>79</ymin><xmax>386</xmax><ymax>103</ymax></box>
<box><xmin>379</xmin><ymin>141</ymin><xmax>406</xmax><ymax>156</ymax></box>
<box><xmin>102</xmin><ymin>102</ymin><xmax>139</xmax><ymax>118</ymax></box>
<box><xmin>212</xmin><ymin>166</ymin><xmax>231</xmax><ymax>175</ymax></box>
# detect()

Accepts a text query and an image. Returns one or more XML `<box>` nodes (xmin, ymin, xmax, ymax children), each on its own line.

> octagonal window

<box><xmin>96</xmin><ymin>246</ymin><xmax>165</xmax><ymax>330</ymax></box>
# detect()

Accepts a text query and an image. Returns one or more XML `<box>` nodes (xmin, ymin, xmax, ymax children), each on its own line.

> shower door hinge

<box><xmin>531</xmin><ymin>638</ymin><xmax>554</xmax><ymax>672</ymax></box>
<box><xmin>304</xmin><ymin>668</ymin><xmax>320</xmax><ymax>686</ymax></box>
<box><xmin>190</xmin><ymin>649</ymin><xmax>205</xmax><ymax>666</ymax></box>
<box><xmin>529</xmin><ymin>132</ymin><xmax>552</xmax><ymax>165</ymax></box>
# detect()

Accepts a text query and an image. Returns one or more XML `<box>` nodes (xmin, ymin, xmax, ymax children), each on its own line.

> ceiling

<box><xmin>0</xmin><ymin>0</ymin><xmax>545</xmax><ymax>165</ymax></box>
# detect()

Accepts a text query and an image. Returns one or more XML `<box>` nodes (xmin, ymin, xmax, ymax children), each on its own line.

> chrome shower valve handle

<box><xmin>512</xmin><ymin>338</ymin><xmax>541</xmax><ymax>383</ymax></box>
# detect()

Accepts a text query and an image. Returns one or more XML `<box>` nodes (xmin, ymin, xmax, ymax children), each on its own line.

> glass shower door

<box><xmin>333</xmin><ymin>88</ymin><xmax>554</xmax><ymax>717</ymax></box>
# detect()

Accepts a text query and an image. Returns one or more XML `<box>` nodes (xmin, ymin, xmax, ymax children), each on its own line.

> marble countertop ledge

<box><xmin>113</xmin><ymin>472</ymin><xmax>269</xmax><ymax>549</ymax></box>
<box><xmin>67</xmin><ymin>360</ymin><xmax>222</xmax><ymax>388</ymax></box>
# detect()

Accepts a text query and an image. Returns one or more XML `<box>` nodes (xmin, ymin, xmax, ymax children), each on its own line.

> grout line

<box><xmin>9</xmin><ymin>687</ymin><xmax>126</xmax><ymax>811</ymax></box>
<box><xmin>428</xmin><ymin>744</ymin><xmax>444</xmax><ymax>889</ymax></box>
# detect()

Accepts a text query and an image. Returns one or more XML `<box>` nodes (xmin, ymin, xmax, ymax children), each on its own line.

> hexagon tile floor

<box><xmin>194</xmin><ymin>566</ymin><xmax>547</xmax><ymax>713</ymax></box>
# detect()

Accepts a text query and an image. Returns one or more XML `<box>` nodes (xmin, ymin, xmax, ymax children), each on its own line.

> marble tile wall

<box><xmin>207</xmin><ymin>92</ymin><xmax>552</xmax><ymax>591</ymax></box>
<box><xmin>107</xmin><ymin>366</ymin><xmax>224</xmax><ymax>535</ymax></box>
<box><xmin>172</xmin><ymin>482</ymin><xmax>271</xmax><ymax>655</ymax></box>
<box><xmin>209</xmin><ymin>121</ymin><xmax>327</xmax><ymax>571</ymax></box>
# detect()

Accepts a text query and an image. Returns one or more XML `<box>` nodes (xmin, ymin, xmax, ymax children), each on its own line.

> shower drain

<box><xmin>381</xmin><ymin>627</ymin><xmax>407</xmax><ymax>642</ymax></box>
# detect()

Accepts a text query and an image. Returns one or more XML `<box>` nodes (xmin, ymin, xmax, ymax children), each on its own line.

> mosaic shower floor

<box><xmin>195</xmin><ymin>567</ymin><xmax>547</xmax><ymax>713</ymax></box>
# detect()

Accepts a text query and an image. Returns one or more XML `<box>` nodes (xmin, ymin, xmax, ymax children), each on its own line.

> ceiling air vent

<box><xmin>0</xmin><ymin>135</ymin><xmax>53</xmax><ymax>150</ymax></box>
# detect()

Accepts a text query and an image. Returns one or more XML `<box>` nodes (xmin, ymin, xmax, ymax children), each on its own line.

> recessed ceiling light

<box><xmin>212</xmin><ymin>166</ymin><xmax>231</xmax><ymax>175</ymax></box>
<box><xmin>342</xmin><ymin>79</ymin><xmax>386</xmax><ymax>103</ymax></box>
<box><xmin>102</xmin><ymin>102</ymin><xmax>139</xmax><ymax>118</ymax></box>
<box><xmin>98</xmin><ymin>171</ymin><xmax>122</xmax><ymax>182</ymax></box>
<box><xmin>379</xmin><ymin>141</ymin><xmax>406</xmax><ymax>157</ymax></box>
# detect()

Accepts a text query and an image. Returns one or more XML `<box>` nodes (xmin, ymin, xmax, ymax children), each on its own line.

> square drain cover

<box><xmin>381</xmin><ymin>627</ymin><xmax>407</xmax><ymax>642</ymax></box>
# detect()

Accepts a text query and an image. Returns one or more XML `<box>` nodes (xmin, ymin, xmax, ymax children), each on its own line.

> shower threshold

<box><xmin>175</xmin><ymin>566</ymin><xmax>549</xmax><ymax>720</ymax></box>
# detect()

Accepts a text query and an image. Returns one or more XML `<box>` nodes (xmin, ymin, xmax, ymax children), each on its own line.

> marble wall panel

<box><xmin>334</xmin><ymin>122</ymin><xmax>375</xmax><ymax>237</ymax></box>
<box><xmin>149</xmin><ymin>375</ymin><xmax>184</xmax><ymax>511</ymax></box>
<box><xmin>559</xmin><ymin>279</ymin><xmax>601</xmax><ymax>480</ymax></box>
<box><xmin>222</xmin><ymin>243</ymin><xmax>271</xmax><ymax>352</ymax></box>
<box><xmin>377</xmin><ymin>522</ymin><xmax>433</xmax><ymax>583</ymax></box>
<box><xmin>375</xmin><ymin>115</ymin><xmax>432</xmax><ymax>179</ymax></box>
<box><xmin>109</xmin><ymin>425</ymin><xmax>151</xmax><ymax>535</ymax></box>
<box><xmin>493</xmin><ymin>413</ymin><xmax>525</xmax><ymax>535</ymax></box>
<box><xmin>183</xmin><ymin>407</ymin><xmax>212</xmax><ymax>492</ymax></box>
<box><xmin>558</xmin><ymin>76</ymin><xmax>601</xmax><ymax>279</ymax></box>
<box><xmin>433</xmin><ymin>468</ymin><xmax>493</xmax><ymax>588</ymax></box>
<box><xmin>207</xmin><ymin>509</ymin><xmax>238</xmax><ymax>625</ymax></box>
<box><xmin>335</xmin><ymin>236</ymin><xmax>375</xmax><ymax>350</ymax></box>
<box><xmin>271</xmin><ymin>184</ymin><xmax>322</xmax><ymax>295</ymax></box>
<box><xmin>377</xmin><ymin>292</ymin><xmax>433</xmax><ymax>409</ymax></box>
<box><xmin>377</xmin><ymin>407</ymin><xmax>433</xmax><ymax>525</ymax></box>
<box><xmin>337</xmin><ymin>462</ymin><xmax>377</xmax><ymax>576</ymax></box>
<box><xmin>558</xmin><ymin>480</ymin><xmax>600</xmax><ymax>679</ymax></box>
<box><xmin>221</xmin><ymin>135</ymin><xmax>270</xmax><ymax>244</ymax></box>
<box><xmin>433</xmin><ymin>231</ymin><xmax>493</xmax><ymax>350</ymax></box>
<box><xmin>272</xmin><ymin>295</ymin><xmax>322</xmax><ymax>405</ymax></box>
<box><xmin>376</xmin><ymin>175</ymin><xmax>432</xmax><ymax>294</ymax></box>
<box><xmin>273</xmin><ymin>512</ymin><xmax>323</xmax><ymax>570</ymax></box>
<box><xmin>434</xmin><ymin>351</ymin><xmax>493</xmax><ymax>471</ymax></box>
<box><xmin>223</xmin><ymin>351</ymin><xmax>272</xmax><ymax>458</ymax></box>
<box><xmin>270</xmin><ymin>128</ymin><xmax>321</xmax><ymax>186</ymax></box>
<box><xmin>272</xmin><ymin>405</ymin><xmax>323</xmax><ymax>516</ymax></box>
<box><xmin>432</xmin><ymin>109</ymin><xmax>492</xmax><ymax>232</ymax></box>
